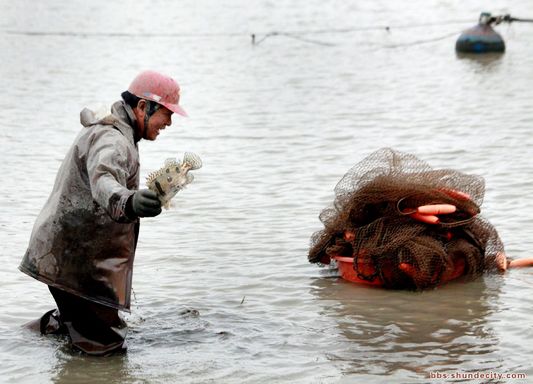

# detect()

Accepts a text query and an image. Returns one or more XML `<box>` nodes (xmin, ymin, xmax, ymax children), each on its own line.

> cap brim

<box><xmin>161</xmin><ymin>102</ymin><xmax>188</xmax><ymax>117</ymax></box>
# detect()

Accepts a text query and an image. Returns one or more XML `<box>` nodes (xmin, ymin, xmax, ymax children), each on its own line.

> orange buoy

<box><xmin>408</xmin><ymin>204</ymin><xmax>458</xmax><ymax>225</ymax></box>
<box><xmin>409</xmin><ymin>212</ymin><xmax>440</xmax><ymax>224</ymax></box>
<box><xmin>398</xmin><ymin>262</ymin><xmax>417</xmax><ymax>278</ymax></box>
<box><xmin>417</xmin><ymin>204</ymin><xmax>457</xmax><ymax>215</ymax></box>
<box><xmin>344</xmin><ymin>230</ymin><xmax>356</xmax><ymax>242</ymax></box>
<box><xmin>440</xmin><ymin>188</ymin><xmax>472</xmax><ymax>201</ymax></box>
<box><xmin>508</xmin><ymin>258</ymin><xmax>533</xmax><ymax>268</ymax></box>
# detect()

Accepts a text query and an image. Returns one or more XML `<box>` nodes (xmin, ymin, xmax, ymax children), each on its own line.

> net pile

<box><xmin>308</xmin><ymin>148</ymin><xmax>505</xmax><ymax>290</ymax></box>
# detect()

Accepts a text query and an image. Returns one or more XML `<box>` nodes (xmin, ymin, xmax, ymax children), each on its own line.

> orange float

<box><xmin>332</xmin><ymin>252</ymin><xmax>533</xmax><ymax>288</ymax></box>
<box><xmin>330</xmin><ymin>256</ymin><xmax>383</xmax><ymax>287</ymax></box>
<box><xmin>507</xmin><ymin>258</ymin><xmax>533</xmax><ymax>268</ymax></box>
<box><xmin>331</xmin><ymin>255</ymin><xmax>466</xmax><ymax>287</ymax></box>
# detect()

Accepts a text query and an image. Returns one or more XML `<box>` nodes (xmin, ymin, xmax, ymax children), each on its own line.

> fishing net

<box><xmin>308</xmin><ymin>148</ymin><xmax>505</xmax><ymax>290</ymax></box>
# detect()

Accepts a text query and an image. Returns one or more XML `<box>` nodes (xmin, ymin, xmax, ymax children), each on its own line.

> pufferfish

<box><xmin>146</xmin><ymin>152</ymin><xmax>202</xmax><ymax>209</ymax></box>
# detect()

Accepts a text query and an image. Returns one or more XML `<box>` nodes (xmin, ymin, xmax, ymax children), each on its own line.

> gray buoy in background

<box><xmin>456</xmin><ymin>12</ymin><xmax>505</xmax><ymax>53</ymax></box>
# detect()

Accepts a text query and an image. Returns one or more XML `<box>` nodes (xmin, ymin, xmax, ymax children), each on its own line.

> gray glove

<box><xmin>131</xmin><ymin>189</ymin><xmax>162</xmax><ymax>217</ymax></box>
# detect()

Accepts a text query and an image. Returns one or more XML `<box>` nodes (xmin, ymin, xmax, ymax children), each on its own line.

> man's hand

<box><xmin>131</xmin><ymin>189</ymin><xmax>162</xmax><ymax>217</ymax></box>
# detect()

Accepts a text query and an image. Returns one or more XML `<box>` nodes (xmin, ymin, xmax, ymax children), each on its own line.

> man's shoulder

<box><xmin>88</xmin><ymin>116</ymin><xmax>135</xmax><ymax>138</ymax></box>
<box><xmin>76</xmin><ymin>124</ymin><xmax>135</xmax><ymax>156</ymax></box>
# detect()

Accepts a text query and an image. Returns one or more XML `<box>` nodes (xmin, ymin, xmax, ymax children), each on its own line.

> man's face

<box><xmin>144</xmin><ymin>106</ymin><xmax>173</xmax><ymax>141</ymax></box>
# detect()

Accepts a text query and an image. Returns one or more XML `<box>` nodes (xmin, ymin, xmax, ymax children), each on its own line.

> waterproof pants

<box><xmin>39</xmin><ymin>286</ymin><xmax>128</xmax><ymax>356</ymax></box>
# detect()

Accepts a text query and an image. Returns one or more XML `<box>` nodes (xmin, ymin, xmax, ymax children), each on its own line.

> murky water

<box><xmin>1</xmin><ymin>0</ymin><xmax>533</xmax><ymax>383</ymax></box>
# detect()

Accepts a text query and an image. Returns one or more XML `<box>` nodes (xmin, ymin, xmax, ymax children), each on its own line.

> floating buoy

<box><xmin>456</xmin><ymin>12</ymin><xmax>505</xmax><ymax>53</ymax></box>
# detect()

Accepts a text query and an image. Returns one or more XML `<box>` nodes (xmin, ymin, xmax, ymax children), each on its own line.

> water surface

<box><xmin>1</xmin><ymin>1</ymin><xmax>533</xmax><ymax>383</ymax></box>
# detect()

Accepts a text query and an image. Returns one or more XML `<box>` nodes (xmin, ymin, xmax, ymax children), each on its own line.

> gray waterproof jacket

<box><xmin>20</xmin><ymin>101</ymin><xmax>140</xmax><ymax>311</ymax></box>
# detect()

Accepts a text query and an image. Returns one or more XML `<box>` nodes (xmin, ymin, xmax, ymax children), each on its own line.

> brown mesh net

<box><xmin>308</xmin><ymin>148</ymin><xmax>505</xmax><ymax>290</ymax></box>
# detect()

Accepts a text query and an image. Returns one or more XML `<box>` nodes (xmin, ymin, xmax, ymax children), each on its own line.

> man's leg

<box><xmin>23</xmin><ymin>307</ymin><xmax>66</xmax><ymax>335</ymax></box>
<box><xmin>48</xmin><ymin>286</ymin><xmax>128</xmax><ymax>356</ymax></box>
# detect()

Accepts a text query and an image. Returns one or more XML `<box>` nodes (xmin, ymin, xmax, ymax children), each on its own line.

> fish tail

<box><xmin>183</xmin><ymin>152</ymin><xmax>202</xmax><ymax>170</ymax></box>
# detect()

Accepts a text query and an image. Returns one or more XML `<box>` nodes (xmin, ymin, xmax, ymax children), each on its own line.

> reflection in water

<box><xmin>2</xmin><ymin>0</ymin><xmax>533</xmax><ymax>381</ymax></box>
<box><xmin>51</xmin><ymin>352</ymin><xmax>132</xmax><ymax>384</ymax></box>
<box><xmin>310</xmin><ymin>274</ymin><xmax>505</xmax><ymax>380</ymax></box>
<box><xmin>455</xmin><ymin>52</ymin><xmax>504</xmax><ymax>70</ymax></box>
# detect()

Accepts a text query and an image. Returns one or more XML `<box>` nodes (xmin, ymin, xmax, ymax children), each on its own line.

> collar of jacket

<box><xmin>110</xmin><ymin>101</ymin><xmax>140</xmax><ymax>144</ymax></box>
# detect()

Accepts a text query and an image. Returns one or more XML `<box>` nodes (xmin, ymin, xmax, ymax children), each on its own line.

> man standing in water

<box><xmin>19</xmin><ymin>70</ymin><xmax>187</xmax><ymax>355</ymax></box>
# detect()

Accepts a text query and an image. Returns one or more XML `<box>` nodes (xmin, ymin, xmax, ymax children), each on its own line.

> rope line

<box><xmin>2</xmin><ymin>14</ymin><xmax>531</xmax><ymax>49</ymax></box>
<box><xmin>381</xmin><ymin>31</ymin><xmax>462</xmax><ymax>49</ymax></box>
<box><xmin>0</xmin><ymin>18</ymin><xmax>483</xmax><ymax>39</ymax></box>
<box><xmin>508</xmin><ymin>17</ymin><xmax>533</xmax><ymax>23</ymax></box>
